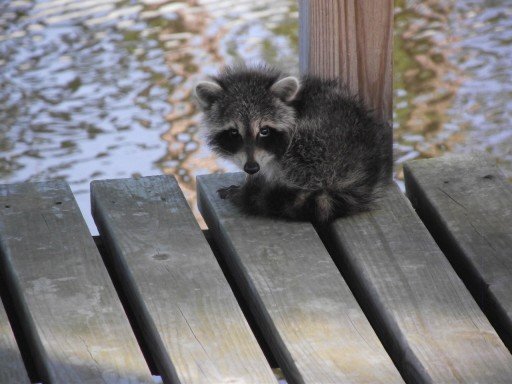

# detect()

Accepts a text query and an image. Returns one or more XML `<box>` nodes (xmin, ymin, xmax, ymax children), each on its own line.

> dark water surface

<box><xmin>1</xmin><ymin>0</ymin><xmax>510</xmax><ymax>233</ymax></box>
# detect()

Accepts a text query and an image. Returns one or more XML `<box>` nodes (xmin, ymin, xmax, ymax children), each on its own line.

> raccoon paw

<box><xmin>217</xmin><ymin>185</ymin><xmax>240</xmax><ymax>199</ymax></box>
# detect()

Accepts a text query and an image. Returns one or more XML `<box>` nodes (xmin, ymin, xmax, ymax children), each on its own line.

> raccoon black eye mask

<box><xmin>194</xmin><ymin>65</ymin><xmax>392</xmax><ymax>223</ymax></box>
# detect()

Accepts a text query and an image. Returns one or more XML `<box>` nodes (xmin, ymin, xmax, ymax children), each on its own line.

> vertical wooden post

<box><xmin>299</xmin><ymin>0</ymin><xmax>394</xmax><ymax>125</ymax></box>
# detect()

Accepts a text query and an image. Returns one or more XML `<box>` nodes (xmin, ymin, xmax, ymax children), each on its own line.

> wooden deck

<box><xmin>0</xmin><ymin>154</ymin><xmax>511</xmax><ymax>384</ymax></box>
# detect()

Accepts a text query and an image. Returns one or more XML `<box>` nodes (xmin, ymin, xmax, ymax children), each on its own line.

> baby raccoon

<box><xmin>194</xmin><ymin>65</ymin><xmax>392</xmax><ymax>223</ymax></box>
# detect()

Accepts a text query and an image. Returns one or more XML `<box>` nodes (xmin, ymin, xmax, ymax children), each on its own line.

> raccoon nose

<box><xmin>244</xmin><ymin>161</ymin><xmax>260</xmax><ymax>175</ymax></box>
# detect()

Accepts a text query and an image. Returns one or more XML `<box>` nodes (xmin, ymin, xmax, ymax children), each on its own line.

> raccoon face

<box><xmin>195</xmin><ymin>69</ymin><xmax>300</xmax><ymax>175</ymax></box>
<box><xmin>206</xmin><ymin>122</ymin><xmax>289</xmax><ymax>175</ymax></box>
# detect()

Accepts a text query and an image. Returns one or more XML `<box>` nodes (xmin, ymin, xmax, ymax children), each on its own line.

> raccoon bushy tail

<box><xmin>231</xmin><ymin>178</ymin><xmax>378</xmax><ymax>223</ymax></box>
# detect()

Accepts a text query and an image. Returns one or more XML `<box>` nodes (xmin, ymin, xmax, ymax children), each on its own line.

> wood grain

<box><xmin>0</xmin><ymin>298</ymin><xmax>30</xmax><ymax>383</ymax></box>
<box><xmin>197</xmin><ymin>173</ymin><xmax>403</xmax><ymax>384</ymax></box>
<box><xmin>404</xmin><ymin>154</ymin><xmax>512</xmax><ymax>351</ymax></box>
<box><xmin>299</xmin><ymin>0</ymin><xmax>393</xmax><ymax>124</ymax></box>
<box><xmin>320</xmin><ymin>182</ymin><xmax>512</xmax><ymax>383</ymax></box>
<box><xmin>0</xmin><ymin>181</ymin><xmax>153</xmax><ymax>383</ymax></box>
<box><xmin>91</xmin><ymin>175</ymin><xmax>276</xmax><ymax>384</ymax></box>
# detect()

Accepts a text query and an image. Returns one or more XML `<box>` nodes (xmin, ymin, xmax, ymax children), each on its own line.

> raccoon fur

<box><xmin>194</xmin><ymin>65</ymin><xmax>392</xmax><ymax>223</ymax></box>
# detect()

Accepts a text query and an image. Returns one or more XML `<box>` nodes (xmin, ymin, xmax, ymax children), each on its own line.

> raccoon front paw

<box><xmin>217</xmin><ymin>185</ymin><xmax>240</xmax><ymax>199</ymax></box>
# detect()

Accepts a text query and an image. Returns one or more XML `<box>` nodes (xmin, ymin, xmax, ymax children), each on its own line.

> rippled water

<box><xmin>393</xmin><ymin>0</ymin><xmax>512</xmax><ymax>182</ymax></box>
<box><xmin>0</xmin><ymin>0</ymin><xmax>510</xmax><ymax>233</ymax></box>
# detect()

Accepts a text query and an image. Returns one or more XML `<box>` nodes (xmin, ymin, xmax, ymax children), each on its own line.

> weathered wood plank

<box><xmin>91</xmin><ymin>175</ymin><xmax>277</xmax><ymax>384</ymax></box>
<box><xmin>299</xmin><ymin>0</ymin><xmax>393</xmax><ymax>124</ymax></box>
<box><xmin>0</xmin><ymin>239</ymin><xmax>50</xmax><ymax>383</ymax></box>
<box><xmin>0</xmin><ymin>298</ymin><xmax>30</xmax><ymax>383</ymax></box>
<box><xmin>0</xmin><ymin>181</ymin><xmax>153</xmax><ymax>383</ymax></box>
<box><xmin>320</xmin><ymin>182</ymin><xmax>512</xmax><ymax>383</ymax></box>
<box><xmin>197</xmin><ymin>173</ymin><xmax>403</xmax><ymax>384</ymax></box>
<box><xmin>404</xmin><ymin>154</ymin><xmax>512</xmax><ymax>351</ymax></box>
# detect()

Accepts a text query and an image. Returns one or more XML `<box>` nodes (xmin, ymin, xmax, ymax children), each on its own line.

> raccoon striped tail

<box><xmin>230</xmin><ymin>179</ymin><xmax>377</xmax><ymax>223</ymax></box>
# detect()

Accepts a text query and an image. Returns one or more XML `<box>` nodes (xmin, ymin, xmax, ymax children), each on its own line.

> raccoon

<box><xmin>194</xmin><ymin>65</ymin><xmax>392</xmax><ymax>223</ymax></box>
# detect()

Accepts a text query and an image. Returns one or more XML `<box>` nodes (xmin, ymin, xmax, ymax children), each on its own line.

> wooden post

<box><xmin>299</xmin><ymin>0</ymin><xmax>394</xmax><ymax>125</ymax></box>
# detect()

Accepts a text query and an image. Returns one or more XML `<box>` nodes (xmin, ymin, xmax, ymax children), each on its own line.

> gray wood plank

<box><xmin>404</xmin><ymin>154</ymin><xmax>512</xmax><ymax>350</ymax></box>
<box><xmin>197</xmin><ymin>173</ymin><xmax>403</xmax><ymax>384</ymax></box>
<box><xmin>91</xmin><ymin>175</ymin><xmax>277</xmax><ymax>384</ymax></box>
<box><xmin>0</xmin><ymin>298</ymin><xmax>30</xmax><ymax>383</ymax></box>
<box><xmin>321</xmin><ymin>181</ymin><xmax>512</xmax><ymax>383</ymax></box>
<box><xmin>0</xmin><ymin>180</ymin><xmax>153</xmax><ymax>383</ymax></box>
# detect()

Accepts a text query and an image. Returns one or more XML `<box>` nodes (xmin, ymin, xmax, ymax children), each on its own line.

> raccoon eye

<box><xmin>228</xmin><ymin>128</ymin><xmax>239</xmax><ymax>137</ymax></box>
<box><xmin>259</xmin><ymin>126</ymin><xmax>271</xmax><ymax>137</ymax></box>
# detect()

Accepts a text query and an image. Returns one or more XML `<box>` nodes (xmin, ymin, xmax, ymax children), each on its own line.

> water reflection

<box><xmin>394</xmin><ymin>0</ymin><xmax>512</xmax><ymax>182</ymax></box>
<box><xmin>0</xmin><ymin>0</ymin><xmax>510</xmax><ymax>233</ymax></box>
<box><xmin>0</xmin><ymin>0</ymin><xmax>298</xmax><ymax>230</ymax></box>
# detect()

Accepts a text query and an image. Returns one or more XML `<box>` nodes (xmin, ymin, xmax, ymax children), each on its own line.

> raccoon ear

<box><xmin>194</xmin><ymin>81</ymin><xmax>223</xmax><ymax>109</ymax></box>
<box><xmin>270</xmin><ymin>76</ymin><xmax>300</xmax><ymax>102</ymax></box>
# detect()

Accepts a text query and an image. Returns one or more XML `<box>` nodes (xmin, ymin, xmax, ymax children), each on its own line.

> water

<box><xmin>0</xmin><ymin>0</ymin><xmax>510</xmax><ymax>234</ymax></box>
<box><xmin>393</xmin><ymin>0</ymin><xmax>512</xmax><ymax>182</ymax></box>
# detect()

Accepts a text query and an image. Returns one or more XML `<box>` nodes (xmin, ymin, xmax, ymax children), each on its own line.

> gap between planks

<box><xmin>197</xmin><ymin>172</ymin><xmax>403</xmax><ymax>384</ymax></box>
<box><xmin>0</xmin><ymin>180</ymin><xmax>154</xmax><ymax>383</ymax></box>
<box><xmin>91</xmin><ymin>175</ymin><xmax>277</xmax><ymax>384</ymax></box>
<box><xmin>317</xmin><ymin>181</ymin><xmax>512</xmax><ymax>383</ymax></box>
<box><xmin>403</xmin><ymin>154</ymin><xmax>512</xmax><ymax>353</ymax></box>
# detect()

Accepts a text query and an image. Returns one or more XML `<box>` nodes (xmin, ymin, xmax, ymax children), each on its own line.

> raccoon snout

<box><xmin>244</xmin><ymin>161</ymin><xmax>260</xmax><ymax>175</ymax></box>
